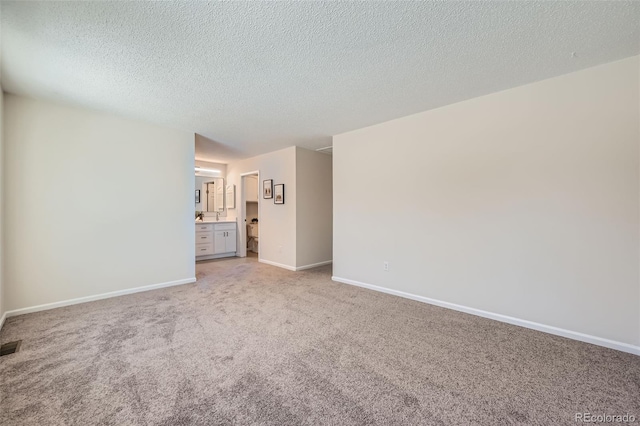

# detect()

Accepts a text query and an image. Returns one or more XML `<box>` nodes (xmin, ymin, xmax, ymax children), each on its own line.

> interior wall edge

<box><xmin>258</xmin><ymin>259</ymin><xmax>297</xmax><ymax>271</ymax></box>
<box><xmin>294</xmin><ymin>260</ymin><xmax>333</xmax><ymax>271</ymax></box>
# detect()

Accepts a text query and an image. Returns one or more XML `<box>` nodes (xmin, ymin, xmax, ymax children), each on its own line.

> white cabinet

<box><xmin>196</xmin><ymin>223</ymin><xmax>214</xmax><ymax>233</ymax></box>
<box><xmin>213</xmin><ymin>222</ymin><xmax>236</xmax><ymax>254</ymax></box>
<box><xmin>195</xmin><ymin>223</ymin><xmax>214</xmax><ymax>257</ymax></box>
<box><xmin>196</xmin><ymin>244</ymin><xmax>214</xmax><ymax>256</ymax></box>
<box><xmin>196</xmin><ymin>222</ymin><xmax>236</xmax><ymax>260</ymax></box>
<box><xmin>214</xmin><ymin>230</ymin><xmax>236</xmax><ymax>254</ymax></box>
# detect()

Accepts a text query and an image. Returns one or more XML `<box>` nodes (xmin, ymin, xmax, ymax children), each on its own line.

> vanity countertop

<box><xmin>195</xmin><ymin>220</ymin><xmax>236</xmax><ymax>224</ymax></box>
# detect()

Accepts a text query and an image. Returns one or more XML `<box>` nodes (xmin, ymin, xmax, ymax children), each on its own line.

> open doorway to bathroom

<box><xmin>241</xmin><ymin>172</ymin><xmax>260</xmax><ymax>260</ymax></box>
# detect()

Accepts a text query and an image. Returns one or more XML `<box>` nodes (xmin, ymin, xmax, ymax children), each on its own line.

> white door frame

<box><xmin>239</xmin><ymin>170</ymin><xmax>260</xmax><ymax>259</ymax></box>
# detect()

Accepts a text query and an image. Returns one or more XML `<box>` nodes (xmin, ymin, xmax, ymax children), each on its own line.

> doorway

<box><xmin>240</xmin><ymin>171</ymin><xmax>260</xmax><ymax>260</ymax></box>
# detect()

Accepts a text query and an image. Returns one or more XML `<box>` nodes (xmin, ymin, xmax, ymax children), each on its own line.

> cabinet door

<box><xmin>214</xmin><ymin>230</ymin><xmax>227</xmax><ymax>254</ymax></box>
<box><xmin>225</xmin><ymin>230</ymin><xmax>237</xmax><ymax>253</ymax></box>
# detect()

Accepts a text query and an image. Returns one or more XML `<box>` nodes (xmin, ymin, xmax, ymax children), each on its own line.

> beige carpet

<box><xmin>1</xmin><ymin>257</ymin><xmax>639</xmax><ymax>425</ymax></box>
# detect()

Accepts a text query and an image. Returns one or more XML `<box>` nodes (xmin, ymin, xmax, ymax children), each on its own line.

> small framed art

<box><xmin>274</xmin><ymin>184</ymin><xmax>284</xmax><ymax>205</ymax></box>
<box><xmin>263</xmin><ymin>179</ymin><xmax>273</xmax><ymax>199</ymax></box>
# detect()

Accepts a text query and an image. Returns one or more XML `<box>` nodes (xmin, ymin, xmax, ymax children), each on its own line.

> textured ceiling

<box><xmin>2</xmin><ymin>2</ymin><xmax>639</xmax><ymax>162</ymax></box>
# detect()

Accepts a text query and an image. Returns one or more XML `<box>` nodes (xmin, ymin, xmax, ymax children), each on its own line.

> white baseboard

<box><xmin>259</xmin><ymin>259</ymin><xmax>333</xmax><ymax>271</ymax></box>
<box><xmin>295</xmin><ymin>260</ymin><xmax>333</xmax><ymax>271</ymax></box>
<box><xmin>4</xmin><ymin>277</ymin><xmax>196</xmax><ymax>319</ymax></box>
<box><xmin>259</xmin><ymin>259</ymin><xmax>296</xmax><ymax>271</ymax></box>
<box><xmin>332</xmin><ymin>276</ymin><xmax>640</xmax><ymax>356</ymax></box>
<box><xmin>0</xmin><ymin>311</ymin><xmax>6</xmax><ymax>332</ymax></box>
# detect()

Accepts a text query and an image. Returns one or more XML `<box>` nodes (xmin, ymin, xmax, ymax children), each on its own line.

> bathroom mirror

<box><xmin>203</xmin><ymin>178</ymin><xmax>225</xmax><ymax>213</ymax></box>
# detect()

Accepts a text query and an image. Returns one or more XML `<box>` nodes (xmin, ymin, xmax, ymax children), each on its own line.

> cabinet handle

<box><xmin>201</xmin><ymin>236</ymin><xmax>206</xmax><ymax>239</ymax></box>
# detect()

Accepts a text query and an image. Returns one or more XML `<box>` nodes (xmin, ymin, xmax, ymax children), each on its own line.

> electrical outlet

<box><xmin>278</xmin><ymin>245</ymin><xmax>283</xmax><ymax>253</ymax></box>
<box><xmin>383</xmin><ymin>261</ymin><xmax>389</xmax><ymax>271</ymax></box>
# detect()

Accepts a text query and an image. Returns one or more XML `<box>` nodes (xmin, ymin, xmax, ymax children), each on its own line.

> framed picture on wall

<box><xmin>263</xmin><ymin>179</ymin><xmax>273</xmax><ymax>199</ymax></box>
<box><xmin>195</xmin><ymin>189</ymin><xmax>200</xmax><ymax>204</ymax></box>
<box><xmin>274</xmin><ymin>184</ymin><xmax>284</xmax><ymax>204</ymax></box>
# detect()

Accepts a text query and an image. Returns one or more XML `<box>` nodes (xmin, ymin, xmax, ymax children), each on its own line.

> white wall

<box><xmin>3</xmin><ymin>95</ymin><xmax>195</xmax><ymax>312</ymax></box>
<box><xmin>334</xmin><ymin>56</ymin><xmax>640</xmax><ymax>349</ymax></box>
<box><xmin>227</xmin><ymin>146</ymin><xmax>333</xmax><ymax>270</ymax></box>
<box><xmin>227</xmin><ymin>147</ymin><xmax>297</xmax><ymax>268</ymax></box>
<box><xmin>296</xmin><ymin>148</ymin><xmax>332</xmax><ymax>268</ymax></box>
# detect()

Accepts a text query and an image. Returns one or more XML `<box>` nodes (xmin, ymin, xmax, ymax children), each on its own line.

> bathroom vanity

<box><xmin>195</xmin><ymin>221</ymin><xmax>237</xmax><ymax>260</ymax></box>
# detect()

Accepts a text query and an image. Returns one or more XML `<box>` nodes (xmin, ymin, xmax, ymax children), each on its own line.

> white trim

<box><xmin>259</xmin><ymin>259</ymin><xmax>333</xmax><ymax>272</ymax></box>
<box><xmin>259</xmin><ymin>258</ymin><xmax>297</xmax><ymax>271</ymax></box>
<box><xmin>332</xmin><ymin>276</ymin><xmax>640</xmax><ymax>356</ymax></box>
<box><xmin>295</xmin><ymin>260</ymin><xmax>333</xmax><ymax>271</ymax></box>
<box><xmin>0</xmin><ymin>311</ymin><xmax>7</xmax><ymax>331</ymax></box>
<box><xmin>4</xmin><ymin>277</ymin><xmax>196</xmax><ymax>318</ymax></box>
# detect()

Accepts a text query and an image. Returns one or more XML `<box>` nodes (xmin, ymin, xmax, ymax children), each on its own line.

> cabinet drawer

<box><xmin>215</xmin><ymin>223</ymin><xmax>236</xmax><ymax>231</ymax></box>
<box><xmin>195</xmin><ymin>233</ymin><xmax>213</xmax><ymax>243</ymax></box>
<box><xmin>196</xmin><ymin>243</ymin><xmax>214</xmax><ymax>256</ymax></box>
<box><xmin>196</xmin><ymin>223</ymin><xmax>214</xmax><ymax>232</ymax></box>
